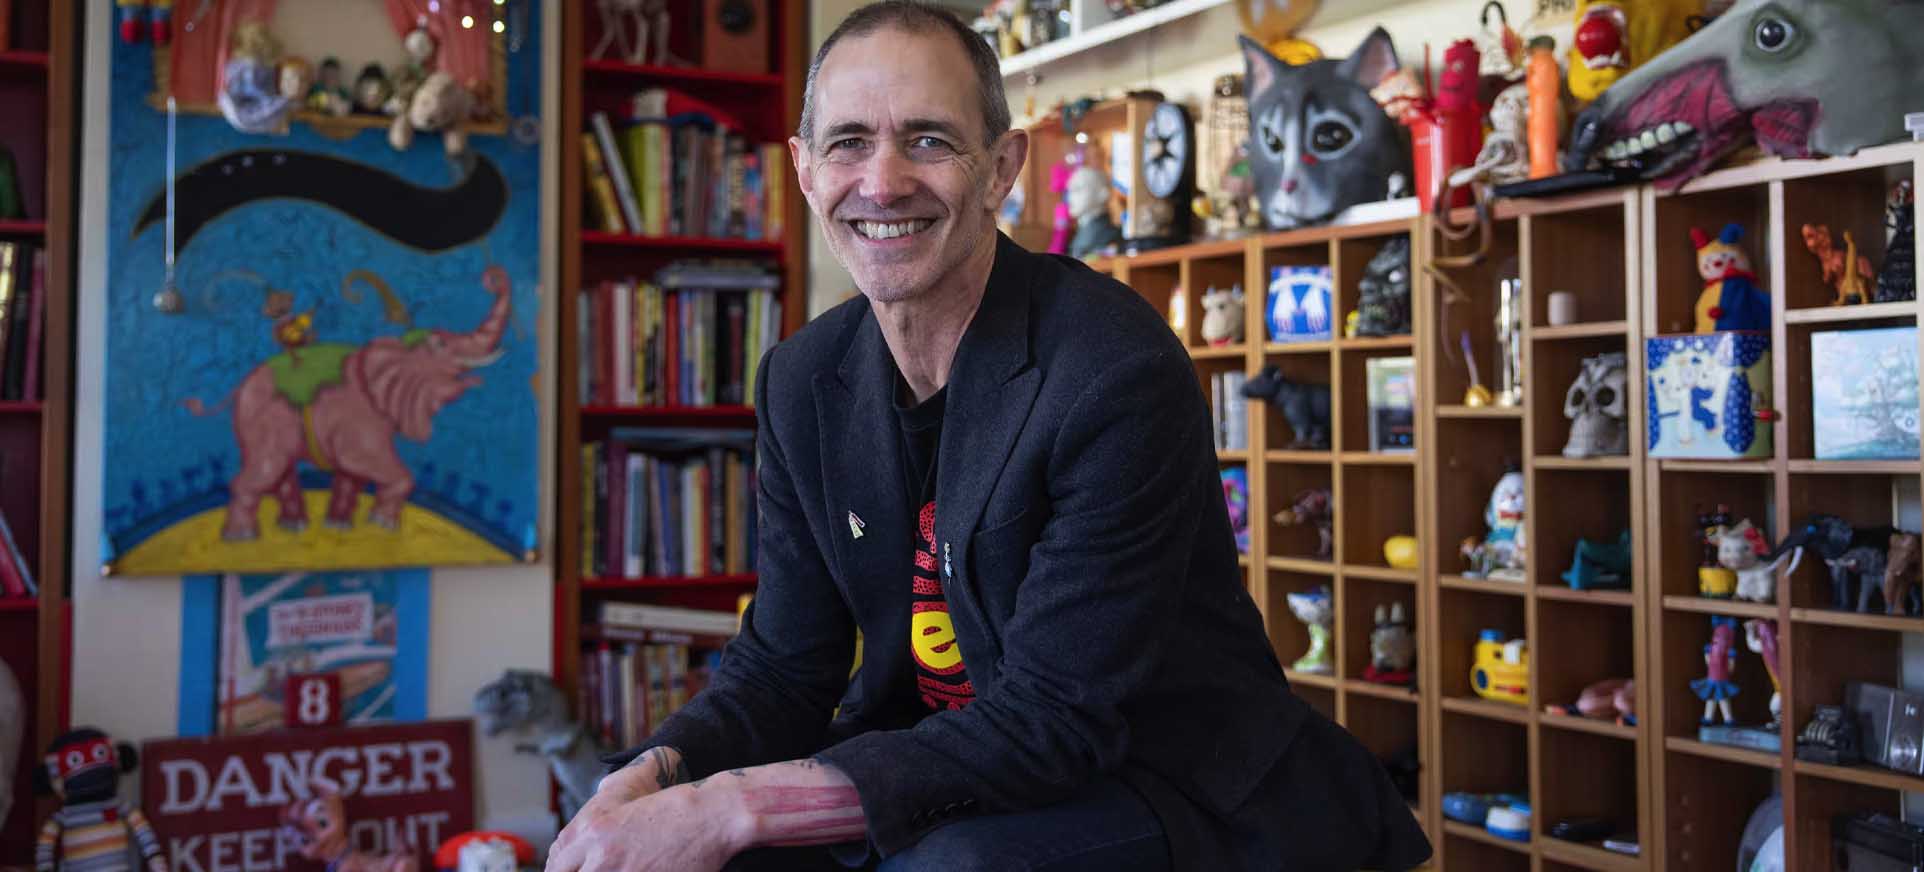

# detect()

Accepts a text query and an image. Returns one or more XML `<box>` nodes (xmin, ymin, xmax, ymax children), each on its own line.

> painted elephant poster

<box><xmin>101</xmin><ymin>10</ymin><xmax>543</xmax><ymax>575</ymax></box>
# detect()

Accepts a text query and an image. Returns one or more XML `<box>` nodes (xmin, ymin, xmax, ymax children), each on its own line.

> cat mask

<box><xmin>1239</xmin><ymin>27</ymin><xmax>1412</xmax><ymax>230</ymax></box>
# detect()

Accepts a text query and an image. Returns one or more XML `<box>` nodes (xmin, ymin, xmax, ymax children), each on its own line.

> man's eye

<box><xmin>911</xmin><ymin>136</ymin><xmax>950</xmax><ymax>151</ymax></box>
<box><xmin>828</xmin><ymin>138</ymin><xmax>864</xmax><ymax>152</ymax></box>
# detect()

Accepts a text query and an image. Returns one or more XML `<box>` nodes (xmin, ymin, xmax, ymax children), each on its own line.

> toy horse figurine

<box><xmin>1884</xmin><ymin>533</ymin><xmax>1921</xmax><ymax>617</ymax></box>
<box><xmin>1691</xmin><ymin>617</ymin><xmax>1741</xmax><ymax>726</ymax></box>
<box><xmin>1801</xmin><ymin>224</ymin><xmax>1874</xmax><ymax>306</ymax></box>
<box><xmin>1273</xmin><ymin>487</ymin><xmax>1333</xmax><ymax>559</ymax></box>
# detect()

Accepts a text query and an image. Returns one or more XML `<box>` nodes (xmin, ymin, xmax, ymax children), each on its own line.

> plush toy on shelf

<box><xmin>1715</xmin><ymin>519</ymin><xmax>1797</xmax><ymax>604</ymax></box>
<box><xmin>354</xmin><ymin>63</ymin><xmax>394</xmax><ymax>116</ymax></box>
<box><xmin>1691</xmin><ymin>224</ymin><xmax>1770</xmax><ymax>333</ymax></box>
<box><xmin>1801</xmin><ymin>224</ymin><xmax>1874</xmax><ymax>307</ymax></box>
<box><xmin>1363</xmin><ymin>603</ymin><xmax>1416</xmax><ymax>686</ymax></box>
<box><xmin>1285</xmin><ymin>585</ymin><xmax>1335</xmax><ymax>675</ymax></box>
<box><xmin>1199</xmin><ymin>285</ymin><xmax>1247</xmax><ymax>346</ymax></box>
<box><xmin>217</xmin><ymin>22</ymin><xmax>300</xmax><ymax>135</ymax></box>
<box><xmin>34</xmin><ymin>728</ymin><xmax>165</xmax><ymax>872</ymax></box>
<box><xmin>1243</xmin><ymin>365</ymin><xmax>1331</xmax><ymax>449</ymax></box>
<box><xmin>307</xmin><ymin>57</ymin><xmax>353</xmax><ymax>117</ymax></box>
<box><xmin>1460</xmin><ymin>469</ymin><xmax>1525</xmax><ymax>581</ymax></box>
<box><xmin>389</xmin><ymin>72</ymin><xmax>474</xmax><ymax>155</ymax></box>
<box><xmin>283</xmin><ymin>789</ymin><xmax>418</xmax><ymax>872</ymax></box>
<box><xmin>1273</xmin><ymin>487</ymin><xmax>1333</xmax><ymax>559</ymax></box>
<box><xmin>1691</xmin><ymin>616</ymin><xmax>1741</xmax><ymax>726</ymax></box>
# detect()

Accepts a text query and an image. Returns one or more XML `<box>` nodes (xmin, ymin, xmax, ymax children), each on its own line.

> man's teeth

<box><xmin>856</xmin><ymin>219</ymin><xmax>933</xmax><ymax>240</ymax></box>
<box><xmin>1602</xmin><ymin>121</ymin><xmax>1694</xmax><ymax>161</ymax></box>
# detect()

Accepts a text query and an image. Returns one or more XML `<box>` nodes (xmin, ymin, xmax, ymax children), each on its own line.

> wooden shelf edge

<box><xmin>1284</xmin><ymin>669</ymin><xmax>1338</xmax><ymax>690</ymax></box>
<box><xmin>1187</xmin><ymin>344</ymin><xmax>1249</xmax><ymax>360</ymax></box>
<box><xmin>1782</xmin><ymin>301</ymin><xmax>1917</xmax><ymax>325</ymax></box>
<box><xmin>1665</xmin><ymin>736</ymin><xmax>1783</xmax><ymax>769</ymax></box>
<box><xmin>0</xmin><ymin>51</ymin><xmax>50</xmax><ymax>69</ymax></box>
<box><xmin>0</xmin><ymin>598</ymin><xmax>39</xmax><ymax>614</ymax></box>
<box><xmin>1534</xmin><ymin>586</ymin><xmax>1636</xmax><ymax>607</ymax></box>
<box><xmin>1216</xmin><ymin>449</ymin><xmax>1250</xmax><ymax>462</ymax></box>
<box><xmin>0</xmin><ymin>219</ymin><xmax>47</xmax><ymax>236</ymax></box>
<box><xmin>1529</xmin><ymin>320</ymin><xmax>1631</xmax><ymax>340</ymax></box>
<box><xmin>1786</xmin><ymin>459</ymin><xmax>1921</xmax><ymax>475</ymax></box>
<box><xmin>1441</xmin><ymin>695</ymin><xmax>1532</xmax><ymax>724</ymax></box>
<box><xmin>581</xmin><ymin>574</ymin><xmax>756</xmax><ymax>590</ymax></box>
<box><xmin>1336</xmin><ymin>335</ymin><xmax>1415</xmax><ymax>351</ymax></box>
<box><xmin>1539</xmin><ymin>711</ymin><xmax>1639</xmax><ymax>740</ymax></box>
<box><xmin>1789</xmin><ymin>607</ymin><xmax>1924</xmax><ymax>633</ymax></box>
<box><xmin>1436</xmin><ymin>404</ymin><xmax>1523</xmax><ymax>419</ymax></box>
<box><xmin>582</xmin><ymin>59</ymin><xmax>784</xmax><ymax>86</ymax></box>
<box><xmin>1261</xmin><ymin>341</ymin><xmax>1333</xmax><ymax>355</ymax></box>
<box><xmin>1264</xmin><ymin>449</ymin><xmax>1334</xmax><ymax>463</ymax></box>
<box><xmin>1341</xmin><ymin>565</ymin><xmax>1420</xmax><ymax>584</ymax></box>
<box><xmin>1532</xmin><ymin>455</ymin><xmax>1633</xmax><ymax>471</ymax></box>
<box><xmin>1343</xmin><ymin>678</ymin><xmax>1420</xmax><ymax>702</ymax></box>
<box><xmin>1657</xmin><ymin>458</ymin><xmax>1776</xmax><ymax>474</ymax></box>
<box><xmin>1441</xmin><ymin>821</ymin><xmax>1532</xmax><ymax>855</ymax></box>
<box><xmin>1661</xmin><ymin>595</ymin><xmax>1778</xmax><ymax>619</ymax></box>
<box><xmin>1439</xmin><ymin>575</ymin><xmax>1528</xmax><ymax>597</ymax></box>
<box><xmin>1266</xmin><ymin>557</ymin><xmax>1337</xmax><ymax>575</ymax></box>
<box><xmin>1795</xmin><ymin>758</ymin><xmax>1924</xmax><ymax>793</ymax></box>
<box><xmin>1539</xmin><ymin>836</ymin><xmax>1646</xmax><ymax>872</ymax></box>
<box><xmin>1338</xmin><ymin>451</ymin><xmax>1417</xmax><ymax>466</ymax></box>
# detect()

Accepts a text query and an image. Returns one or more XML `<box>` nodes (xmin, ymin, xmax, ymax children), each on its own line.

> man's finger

<box><xmin>545</xmin><ymin>826</ymin><xmax>585</xmax><ymax>872</ymax></box>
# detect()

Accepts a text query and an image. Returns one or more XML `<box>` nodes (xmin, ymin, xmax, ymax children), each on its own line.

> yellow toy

<box><xmin>1567</xmin><ymin>0</ymin><xmax>1702</xmax><ymax>103</ymax></box>
<box><xmin>1690</xmin><ymin>224</ymin><xmax>1769</xmax><ymax>333</ymax></box>
<box><xmin>1471</xmin><ymin>630</ymin><xmax>1529</xmax><ymax>705</ymax></box>
<box><xmin>1383</xmin><ymin>535</ymin><xmax>1419</xmax><ymax>569</ymax></box>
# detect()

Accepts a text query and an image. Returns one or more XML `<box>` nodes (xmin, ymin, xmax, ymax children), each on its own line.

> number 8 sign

<box><xmin>285</xmin><ymin>674</ymin><xmax>343</xmax><ymax>728</ymax></box>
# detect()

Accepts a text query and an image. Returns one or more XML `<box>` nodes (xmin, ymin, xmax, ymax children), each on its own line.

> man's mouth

<box><xmin>851</xmin><ymin>219</ymin><xmax>934</xmax><ymax>241</ymax></box>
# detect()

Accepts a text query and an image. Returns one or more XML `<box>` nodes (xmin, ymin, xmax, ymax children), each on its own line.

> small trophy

<box><xmin>1495</xmin><ymin>278</ymin><xmax>1523</xmax><ymax>407</ymax></box>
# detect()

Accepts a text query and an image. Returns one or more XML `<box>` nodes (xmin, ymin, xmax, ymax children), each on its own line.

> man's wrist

<box><xmin>690</xmin><ymin>771</ymin><xmax>759</xmax><ymax>854</ymax></box>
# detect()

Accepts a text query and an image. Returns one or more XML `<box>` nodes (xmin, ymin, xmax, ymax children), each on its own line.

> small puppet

<box><xmin>217</xmin><ymin>22</ymin><xmax>299</xmax><ymax>135</ymax></box>
<box><xmin>282</xmin><ymin>789</ymin><xmax>418</xmax><ymax>872</ymax></box>
<box><xmin>1744</xmin><ymin>619</ymin><xmax>1782</xmax><ymax>726</ymax></box>
<box><xmin>308</xmin><ymin>57</ymin><xmax>354</xmax><ymax>117</ymax></box>
<box><xmin>1691</xmin><ymin>616</ymin><xmax>1741</xmax><ymax>726</ymax></box>
<box><xmin>1691</xmin><ymin>224</ymin><xmax>1770</xmax><ymax>333</ymax></box>
<box><xmin>1800</xmin><ymin>224</ymin><xmax>1874</xmax><ymax>307</ymax></box>
<box><xmin>354</xmin><ymin>63</ymin><xmax>394</xmax><ymax>115</ymax></box>
<box><xmin>34</xmin><ymin>728</ymin><xmax>165</xmax><ymax>872</ymax></box>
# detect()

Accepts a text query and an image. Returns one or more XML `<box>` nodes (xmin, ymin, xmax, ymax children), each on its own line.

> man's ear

<box><xmin>987</xmin><ymin>128</ymin><xmax>1029</xmax><ymax>209</ymax></box>
<box><xmin>788</xmin><ymin>136</ymin><xmax>815</xmax><ymax>202</ymax></box>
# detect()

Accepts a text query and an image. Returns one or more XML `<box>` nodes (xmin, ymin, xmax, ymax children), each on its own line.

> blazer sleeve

<box><xmin>614</xmin><ymin>344</ymin><xmax>858</xmax><ymax>778</ymax></box>
<box><xmin>815</xmin><ymin>345</ymin><xmax>1213</xmax><ymax>856</ymax></box>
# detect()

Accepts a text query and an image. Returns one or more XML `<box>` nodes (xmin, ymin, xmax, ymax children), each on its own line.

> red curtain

<box><xmin>167</xmin><ymin>0</ymin><xmax>279</xmax><ymax>105</ymax></box>
<box><xmin>383</xmin><ymin>0</ymin><xmax>491</xmax><ymax>91</ymax></box>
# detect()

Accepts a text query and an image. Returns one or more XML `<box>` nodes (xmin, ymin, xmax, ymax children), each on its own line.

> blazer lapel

<box><xmin>935</xmin><ymin>234</ymin><xmax>1043</xmax><ymax>655</ymax></box>
<box><xmin>813</xmin><ymin>309</ymin><xmax>912</xmax><ymax>635</ymax></box>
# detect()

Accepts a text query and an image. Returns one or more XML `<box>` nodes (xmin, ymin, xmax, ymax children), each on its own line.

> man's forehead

<box><xmin>814</xmin><ymin>27</ymin><xmax>980</xmax><ymax>132</ymax></box>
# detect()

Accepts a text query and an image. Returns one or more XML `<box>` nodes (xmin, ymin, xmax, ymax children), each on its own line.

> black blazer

<box><xmin>621</xmin><ymin>233</ymin><xmax>1430</xmax><ymax>870</ymax></box>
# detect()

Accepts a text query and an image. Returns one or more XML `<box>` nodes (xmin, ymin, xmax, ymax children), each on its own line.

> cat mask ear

<box><xmin>1336</xmin><ymin>26</ymin><xmax>1401</xmax><ymax>88</ymax></box>
<box><xmin>1238</xmin><ymin>34</ymin><xmax>1282</xmax><ymax>97</ymax></box>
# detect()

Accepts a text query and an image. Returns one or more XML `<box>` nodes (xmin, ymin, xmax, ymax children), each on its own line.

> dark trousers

<box><xmin>724</xmin><ymin>776</ymin><xmax>1172</xmax><ymax>872</ymax></box>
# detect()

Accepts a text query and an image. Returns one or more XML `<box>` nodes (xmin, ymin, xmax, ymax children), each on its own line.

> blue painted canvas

<box><xmin>101</xmin><ymin>8</ymin><xmax>543</xmax><ymax>574</ymax></box>
<box><xmin>1645</xmin><ymin>332</ymin><xmax>1772</xmax><ymax>459</ymax></box>
<box><xmin>1267</xmin><ymin>265</ymin><xmax>1333</xmax><ymax>342</ymax></box>
<box><xmin>1811</xmin><ymin>327</ymin><xmax>1920</xmax><ymax>460</ymax></box>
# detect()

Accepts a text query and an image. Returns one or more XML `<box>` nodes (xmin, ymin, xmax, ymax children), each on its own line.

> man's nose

<box><xmin>857</xmin><ymin>146</ymin><xmax>917</xmax><ymax>206</ymax></box>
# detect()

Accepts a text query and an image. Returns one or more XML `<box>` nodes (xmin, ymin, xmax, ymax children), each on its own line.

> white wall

<box><xmin>802</xmin><ymin>0</ymin><xmax>1506</xmax><ymax>318</ymax></box>
<box><xmin>69</xmin><ymin>0</ymin><xmax>558</xmax><ymax>844</ymax></box>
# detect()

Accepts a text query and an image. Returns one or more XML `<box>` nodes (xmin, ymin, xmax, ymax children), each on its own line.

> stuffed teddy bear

<box><xmin>389</xmin><ymin>72</ymin><xmax>472</xmax><ymax>154</ymax></box>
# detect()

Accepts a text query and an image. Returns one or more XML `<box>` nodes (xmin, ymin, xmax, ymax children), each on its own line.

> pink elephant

<box><xmin>192</xmin><ymin>267</ymin><xmax>512</xmax><ymax>540</ymax></box>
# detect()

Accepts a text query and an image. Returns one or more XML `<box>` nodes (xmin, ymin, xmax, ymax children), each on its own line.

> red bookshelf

<box><xmin>555</xmin><ymin>0</ymin><xmax>807</xmax><ymax>741</ymax></box>
<box><xmin>582</xmin><ymin>230</ymin><xmax>784</xmax><ymax>253</ymax></box>
<box><xmin>0</xmin><ymin>5</ymin><xmax>73</xmax><ymax>862</ymax></box>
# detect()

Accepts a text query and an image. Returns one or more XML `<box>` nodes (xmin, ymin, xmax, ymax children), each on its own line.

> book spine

<box><xmin>624</xmin><ymin>454</ymin><xmax>645</xmax><ymax>579</ymax></box>
<box><xmin>591</xmin><ymin>441</ymin><xmax>609</xmax><ymax>578</ymax></box>
<box><xmin>726</xmin><ymin>296</ymin><xmax>745</xmax><ymax>406</ymax></box>
<box><xmin>605</xmin><ymin>440</ymin><xmax>628</xmax><ymax>580</ymax></box>
<box><xmin>613</xmin><ymin>280</ymin><xmax>634</xmax><ymax>405</ymax></box>
<box><xmin>580</xmin><ymin>443</ymin><xmax>598</xmax><ymax>574</ymax></box>
<box><xmin>664</xmin><ymin>292</ymin><xmax>680</xmax><ymax>407</ymax></box>
<box><xmin>622</xmin><ymin>124</ymin><xmax>662</xmax><ymax>239</ymax></box>
<box><xmin>618</xmin><ymin>644</ymin><xmax>637</xmax><ymax>747</ymax></box>
<box><xmin>682</xmin><ymin>464</ymin><xmax>700</xmax><ymax>576</ymax></box>
<box><xmin>761</xmin><ymin>143</ymin><xmax>786</xmax><ymax>242</ymax></box>
<box><xmin>708</xmin><ymin>448</ymin><xmax>725</xmax><ymax>575</ymax></box>
<box><xmin>0</xmin><ymin>243</ymin><xmax>18</xmax><ymax>395</ymax></box>
<box><xmin>591</xmin><ymin>112</ymin><xmax>643</xmax><ymax>233</ymax></box>
<box><xmin>646</xmin><ymin>645</ymin><xmax>669</xmax><ymax>733</ymax></box>
<box><xmin>20</xmin><ymin>249</ymin><xmax>44</xmax><ymax>401</ymax></box>
<box><xmin>595</xmin><ymin>282</ymin><xmax>615</xmax><ymax>406</ymax></box>
<box><xmin>597</xmin><ymin>643</ymin><xmax>617</xmax><ymax>746</ymax></box>
<box><xmin>633</xmin><ymin>283</ymin><xmax>648</xmax><ymax>409</ymax></box>
<box><xmin>742</xmin><ymin>149</ymin><xmax>764</xmax><ymax>241</ymax></box>
<box><xmin>579</xmin><ymin>133</ymin><xmax>626</xmax><ymax>234</ymax></box>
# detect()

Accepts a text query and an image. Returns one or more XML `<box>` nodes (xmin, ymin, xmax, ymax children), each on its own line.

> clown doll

<box><xmin>34</xmin><ymin>728</ymin><xmax>165</xmax><ymax>872</ymax></box>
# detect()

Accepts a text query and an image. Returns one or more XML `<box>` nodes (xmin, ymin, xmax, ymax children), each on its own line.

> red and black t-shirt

<box><xmin>896</xmin><ymin>384</ymin><xmax>975</xmax><ymax>711</ymax></box>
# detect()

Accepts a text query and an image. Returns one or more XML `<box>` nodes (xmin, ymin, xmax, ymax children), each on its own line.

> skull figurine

<box><xmin>1563</xmin><ymin>351</ymin><xmax>1629</xmax><ymax>458</ymax></box>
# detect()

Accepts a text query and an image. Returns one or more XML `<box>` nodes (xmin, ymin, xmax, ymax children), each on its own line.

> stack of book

<box><xmin>580</xmin><ymin>602</ymin><xmax>739</xmax><ymax>747</ymax></box>
<box><xmin>0</xmin><ymin>241</ymin><xmax>47</xmax><ymax>403</ymax></box>
<box><xmin>580</xmin><ymin>261</ymin><xmax>782</xmax><ymax>409</ymax></box>
<box><xmin>1210</xmin><ymin>370</ymin><xmax>1249</xmax><ymax>452</ymax></box>
<box><xmin>583</xmin><ymin>88</ymin><xmax>785</xmax><ymax>242</ymax></box>
<box><xmin>582</xmin><ymin>429</ymin><xmax>756</xmax><ymax>581</ymax></box>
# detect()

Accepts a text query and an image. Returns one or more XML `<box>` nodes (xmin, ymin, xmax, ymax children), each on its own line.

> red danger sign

<box><xmin>141</xmin><ymin>720</ymin><xmax>474</xmax><ymax>872</ymax></box>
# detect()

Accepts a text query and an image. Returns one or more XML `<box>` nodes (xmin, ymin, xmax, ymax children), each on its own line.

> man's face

<box><xmin>791</xmin><ymin>27</ymin><xmax>1025</xmax><ymax>304</ymax></box>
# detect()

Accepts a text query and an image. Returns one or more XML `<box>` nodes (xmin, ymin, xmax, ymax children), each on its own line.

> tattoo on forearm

<box><xmin>743</xmin><ymin>786</ymin><xmax>863</xmax><ymax>815</ymax></box>
<box><xmin>624</xmin><ymin>748</ymin><xmax>692</xmax><ymax>791</ymax></box>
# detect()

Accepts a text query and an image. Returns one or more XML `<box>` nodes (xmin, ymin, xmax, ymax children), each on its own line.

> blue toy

<box><xmin>1563</xmin><ymin>530</ymin><xmax>1633</xmax><ymax>590</ymax></box>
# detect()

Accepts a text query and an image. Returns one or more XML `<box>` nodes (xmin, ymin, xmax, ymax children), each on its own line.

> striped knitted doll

<box><xmin>34</xmin><ymin>728</ymin><xmax>164</xmax><ymax>872</ymax></box>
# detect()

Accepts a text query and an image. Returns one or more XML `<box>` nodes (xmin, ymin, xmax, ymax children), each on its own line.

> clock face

<box><xmin>1142</xmin><ymin>102</ymin><xmax>1191</xmax><ymax>200</ymax></box>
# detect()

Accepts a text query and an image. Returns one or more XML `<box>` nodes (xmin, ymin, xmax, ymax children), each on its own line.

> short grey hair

<box><xmin>798</xmin><ymin>1</ymin><xmax>1011</xmax><ymax>149</ymax></box>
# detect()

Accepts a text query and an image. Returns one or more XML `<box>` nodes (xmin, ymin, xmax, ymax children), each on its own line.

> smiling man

<box><xmin>543</xmin><ymin>3</ymin><xmax>1431</xmax><ymax>871</ymax></box>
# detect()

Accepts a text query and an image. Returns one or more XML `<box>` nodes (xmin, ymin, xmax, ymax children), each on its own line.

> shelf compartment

<box><xmin>1656</xmin><ymin>459</ymin><xmax>1775</xmax><ymax>474</ymax></box>
<box><xmin>1436</xmin><ymin>404</ymin><xmax>1523</xmax><ymax>419</ymax></box>
<box><xmin>1337</xmin><ymin>465</ymin><xmax>1416</xmax><ymax>568</ymax></box>
<box><xmin>1786</xmin><ymin>459</ymin><xmax>1920</xmax><ymax>474</ymax></box>
<box><xmin>1433</xmin><ymin>417</ymin><xmax>1523</xmax><ymax>577</ymax></box>
<box><xmin>1784</xmin><ymin>471</ymin><xmax>1905</xmax><ymax>611</ymax></box>
<box><xmin>1442</xmin><ymin>821</ymin><xmax>1531</xmax><ymax>855</ymax></box>
<box><xmin>1540</xmin><ymin>712</ymin><xmax>1638</xmax><ymax>741</ymax></box>
<box><xmin>1653</xmin><ymin>470</ymin><xmax>1774</xmax><ymax>599</ymax></box>
<box><xmin>1537</xmin><ymin>727</ymin><xmax>1641</xmax><ymax>855</ymax></box>
<box><xmin>1343</xmin><ymin>678</ymin><xmax>1419</xmax><ymax>703</ymax></box>
<box><xmin>1265</xmin><ymin>556</ymin><xmax>1336</xmax><ymax>575</ymax></box>
<box><xmin>1265</xmin><ymin>570</ymin><xmax>1336</xmax><ymax>679</ymax></box>
<box><xmin>1786</xmin><ymin>623</ymin><xmax>1901</xmax><ymax>762</ymax></box>
<box><xmin>1530</xmin><ymin>321</ymin><xmax>1631</xmax><ymax>340</ymax></box>
<box><xmin>581</xmin><ymin>573</ymin><xmax>757</xmax><ymax>590</ymax></box>
<box><xmin>1261</xmin><ymin>340</ymin><xmax>1333</xmax><ymax>355</ymax></box>
<box><xmin>1530</xmin><ymin>465</ymin><xmax>1632</xmax><ymax>590</ymax></box>
<box><xmin>1438</xmin><ymin>585</ymin><xmax>1528</xmax><ymax>701</ymax></box>
<box><xmin>1532</xmin><ymin>455</ymin><xmax>1633</xmax><ymax>471</ymax></box>
<box><xmin>1254</xmin><ymin>352</ymin><xmax>1332</xmax><ymax>452</ymax></box>
<box><xmin>1439</xmin><ymin>574</ymin><xmax>1527</xmax><ymax>597</ymax></box>
<box><xmin>1795</xmin><ymin>759</ymin><xmax>1924</xmax><ymax>793</ymax></box>
<box><xmin>1535</xmin><ymin>597</ymin><xmax>1638</xmax><ymax>723</ymax></box>
<box><xmin>1188</xmin><ymin>344</ymin><xmax>1249</xmax><ymax>360</ymax></box>
<box><xmin>1283</xmin><ymin>669</ymin><xmax>1338</xmax><ymax>691</ymax></box>
<box><xmin>1539</xmin><ymin>836</ymin><xmax>1645</xmax><ymax>872</ymax></box>
<box><xmin>1657</xmin><ymin>745</ymin><xmax>1780</xmax><ymax>871</ymax></box>
<box><xmin>1264</xmin><ymin>461</ymin><xmax>1334</xmax><ymax>564</ymax></box>
<box><xmin>1335</xmin><ymin>335</ymin><xmax>1415</xmax><ymax>351</ymax></box>
<box><xmin>1527</xmin><ymin>198</ymin><xmax>1630</xmax><ymax>326</ymax></box>
<box><xmin>1441</xmin><ymin>695</ymin><xmax>1532</xmax><ymax>725</ymax></box>
<box><xmin>1782</xmin><ymin>301</ymin><xmax>1917</xmax><ymax>325</ymax></box>
<box><xmin>1535</xmin><ymin>586</ymin><xmax>1635</xmax><ymax>607</ymax></box>
<box><xmin>1264</xmin><ymin>449</ymin><xmax>1334</xmax><ymax>464</ymax></box>
<box><xmin>1337</xmin><ymin>451</ymin><xmax>1416</xmax><ymax>466</ymax></box>
<box><xmin>1341</xmin><ymin>576</ymin><xmax>1421</xmax><ymax>686</ymax></box>
<box><xmin>1664</xmin><ymin>736</ymin><xmax>1781</xmax><ymax>769</ymax></box>
<box><xmin>1341</xmin><ymin>565</ymin><xmax>1419</xmax><ymax>584</ymax></box>
<box><xmin>1647</xmin><ymin>183</ymin><xmax>1770</xmax><ymax>334</ymax></box>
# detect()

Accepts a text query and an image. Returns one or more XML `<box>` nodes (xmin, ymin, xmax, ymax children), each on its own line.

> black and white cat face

<box><xmin>1240</xmin><ymin>29</ymin><xmax>1412</xmax><ymax>230</ymax></box>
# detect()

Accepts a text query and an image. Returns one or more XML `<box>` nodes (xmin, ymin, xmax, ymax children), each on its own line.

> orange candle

<box><xmin>1527</xmin><ymin>36</ymin><xmax>1561</xmax><ymax>179</ymax></box>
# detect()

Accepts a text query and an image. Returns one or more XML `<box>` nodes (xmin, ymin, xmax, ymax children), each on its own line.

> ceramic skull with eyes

<box><xmin>1564</xmin><ymin>351</ymin><xmax>1629</xmax><ymax>458</ymax></box>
